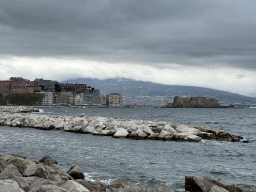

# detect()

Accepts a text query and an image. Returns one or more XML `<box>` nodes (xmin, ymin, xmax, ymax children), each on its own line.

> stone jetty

<box><xmin>0</xmin><ymin>106</ymin><xmax>39</xmax><ymax>113</ymax></box>
<box><xmin>0</xmin><ymin>154</ymin><xmax>248</xmax><ymax>192</ymax></box>
<box><xmin>0</xmin><ymin>112</ymin><xmax>242</xmax><ymax>142</ymax></box>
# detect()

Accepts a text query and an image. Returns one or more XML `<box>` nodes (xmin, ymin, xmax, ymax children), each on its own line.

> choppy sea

<box><xmin>0</xmin><ymin>107</ymin><xmax>255</xmax><ymax>191</ymax></box>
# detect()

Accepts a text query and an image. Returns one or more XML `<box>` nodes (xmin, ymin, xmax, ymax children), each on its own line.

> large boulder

<box><xmin>67</xmin><ymin>164</ymin><xmax>85</xmax><ymax>180</ymax></box>
<box><xmin>39</xmin><ymin>155</ymin><xmax>58</xmax><ymax>166</ymax></box>
<box><xmin>23</xmin><ymin>163</ymin><xmax>47</xmax><ymax>179</ymax></box>
<box><xmin>113</xmin><ymin>128</ymin><xmax>129</xmax><ymax>138</ymax></box>
<box><xmin>7</xmin><ymin>156</ymin><xmax>34</xmax><ymax>172</ymax></box>
<box><xmin>136</xmin><ymin>129</ymin><xmax>148</xmax><ymax>139</ymax></box>
<box><xmin>0</xmin><ymin>156</ymin><xmax>7</xmax><ymax>172</ymax></box>
<box><xmin>186</xmin><ymin>135</ymin><xmax>202</xmax><ymax>142</ymax></box>
<box><xmin>14</xmin><ymin>176</ymin><xmax>29</xmax><ymax>192</ymax></box>
<box><xmin>185</xmin><ymin>176</ymin><xmax>245</xmax><ymax>192</ymax></box>
<box><xmin>29</xmin><ymin>178</ymin><xmax>67</xmax><ymax>192</ymax></box>
<box><xmin>158</xmin><ymin>130</ymin><xmax>173</xmax><ymax>139</ymax></box>
<box><xmin>76</xmin><ymin>179</ymin><xmax>108</xmax><ymax>192</ymax></box>
<box><xmin>0</xmin><ymin>179</ymin><xmax>25</xmax><ymax>192</ymax></box>
<box><xmin>176</xmin><ymin>125</ymin><xmax>200</xmax><ymax>135</ymax></box>
<box><xmin>44</xmin><ymin>164</ymin><xmax>73</xmax><ymax>184</ymax></box>
<box><xmin>0</xmin><ymin>164</ymin><xmax>23</xmax><ymax>179</ymax></box>
<box><xmin>60</xmin><ymin>180</ymin><xmax>90</xmax><ymax>192</ymax></box>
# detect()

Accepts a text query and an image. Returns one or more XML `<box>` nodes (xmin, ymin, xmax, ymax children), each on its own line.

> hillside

<box><xmin>62</xmin><ymin>78</ymin><xmax>256</xmax><ymax>107</ymax></box>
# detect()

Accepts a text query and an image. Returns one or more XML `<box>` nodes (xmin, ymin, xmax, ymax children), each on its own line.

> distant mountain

<box><xmin>62</xmin><ymin>78</ymin><xmax>256</xmax><ymax>107</ymax></box>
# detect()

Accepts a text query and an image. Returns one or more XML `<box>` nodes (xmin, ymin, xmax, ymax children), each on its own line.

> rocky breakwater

<box><xmin>0</xmin><ymin>112</ymin><xmax>242</xmax><ymax>142</ymax></box>
<box><xmin>0</xmin><ymin>106</ymin><xmax>39</xmax><ymax>113</ymax></box>
<box><xmin>0</xmin><ymin>154</ymin><xmax>249</xmax><ymax>192</ymax></box>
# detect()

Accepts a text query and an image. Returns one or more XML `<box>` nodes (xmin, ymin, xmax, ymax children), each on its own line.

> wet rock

<box><xmin>185</xmin><ymin>176</ymin><xmax>245</xmax><ymax>192</ymax></box>
<box><xmin>67</xmin><ymin>164</ymin><xmax>85</xmax><ymax>180</ymax></box>
<box><xmin>197</xmin><ymin>132</ymin><xmax>216</xmax><ymax>140</ymax></box>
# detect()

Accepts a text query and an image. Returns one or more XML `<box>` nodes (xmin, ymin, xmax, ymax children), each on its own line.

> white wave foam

<box><xmin>84</xmin><ymin>172</ymin><xmax>95</xmax><ymax>181</ymax></box>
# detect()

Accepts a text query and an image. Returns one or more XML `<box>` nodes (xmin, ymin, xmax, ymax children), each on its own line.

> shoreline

<box><xmin>0</xmin><ymin>110</ymin><xmax>243</xmax><ymax>142</ymax></box>
<box><xmin>0</xmin><ymin>154</ymin><xmax>249</xmax><ymax>192</ymax></box>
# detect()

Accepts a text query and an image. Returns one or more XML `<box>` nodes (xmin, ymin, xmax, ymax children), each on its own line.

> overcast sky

<box><xmin>0</xmin><ymin>0</ymin><xmax>256</xmax><ymax>97</ymax></box>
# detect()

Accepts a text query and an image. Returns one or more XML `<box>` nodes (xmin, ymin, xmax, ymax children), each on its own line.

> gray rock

<box><xmin>136</xmin><ymin>129</ymin><xmax>148</xmax><ymax>138</ymax></box>
<box><xmin>0</xmin><ymin>179</ymin><xmax>25</xmax><ymax>192</ymax></box>
<box><xmin>156</xmin><ymin>184</ymin><xmax>175</xmax><ymax>192</ymax></box>
<box><xmin>23</xmin><ymin>163</ymin><xmax>47</xmax><ymax>179</ymax></box>
<box><xmin>45</xmin><ymin>164</ymin><xmax>73</xmax><ymax>183</ymax></box>
<box><xmin>158</xmin><ymin>130</ymin><xmax>173</xmax><ymax>139</ymax></box>
<box><xmin>60</xmin><ymin>180</ymin><xmax>90</xmax><ymax>192</ymax></box>
<box><xmin>129</xmin><ymin>131</ymin><xmax>137</xmax><ymax>137</ymax></box>
<box><xmin>76</xmin><ymin>179</ymin><xmax>108</xmax><ymax>192</ymax></box>
<box><xmin>197</xmin><ymin>132</ymin><xmax>216</xmax><ymax>140</ymax></box>
<box><xmin>39</xmin><ymin>155</ymin><xmax>58</xmax><ymax>166</ymax></box>
<box><xmin>113</xmin><ymin>180</ymin><xmax>148</xmax><ymax>192</ymax></box>
<box><xmin>186</xmin><ymin>135</ymin><xmax>202</xmax><ymax>142</ymax></box>
<box><xmin>0</xmin><ymin>156</ymin><xmax>7</xmax><ymax>172</ymax></box>
<box><xmin>29</xmin><ymin>178</ymin><xmax>51</xmax><ymax>192</ymax></box>
<box><xmin>210</xmin><ymin>185</ymin><xmax>229</xmax><ymax>192</ymax></box>
<box><xmin>114</xmin><ymin>128</ymin><xmax>129</xmax><ymax>137</ymax></box>
<box><xmin>67</xmin><ymin>164</ymin><xmax>85</xmax><ymax>180</ymax></box>
<box><xmin>185</xmin><ymin>176</ymin><xmax>245</xmax><ymax>192</ymax></box>
<box><xmin>35</xmin><ymin>185</ymin><xmax>68</xmax><ymax>192</ymax></box>
<box><xmin>14</xmin><ymin>176</ymin><xmax>29</xmax><ymax>192</ymax></box>
<box><xmin>0</xmin><ymin>164</ymin><xmax>23</xmax><ymax>179</ymax></box>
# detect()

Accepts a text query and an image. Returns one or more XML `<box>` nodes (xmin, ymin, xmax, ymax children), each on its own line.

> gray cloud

<box><xmin>0</xmin><ymin>0</ymin><xmax>256</xmax><ymax>71</ymax></box>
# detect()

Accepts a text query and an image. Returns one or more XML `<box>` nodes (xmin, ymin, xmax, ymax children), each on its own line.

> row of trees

<box><xmin>0</xmin><ymin>93</ymin><xmax>44</xmax><ymax>105</ymax></box>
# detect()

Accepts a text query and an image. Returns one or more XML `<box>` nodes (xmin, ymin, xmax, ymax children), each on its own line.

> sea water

<box><xmin>0</xmin><ymin>107</ymin><xmax>255</xmax><ymax>191</ymax></box>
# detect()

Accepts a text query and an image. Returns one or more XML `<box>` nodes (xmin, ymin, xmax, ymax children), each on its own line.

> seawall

<box><xmin>0</xmin><ymin>111</ymin><xmax>242</xmax><ymax>142</ymax></box>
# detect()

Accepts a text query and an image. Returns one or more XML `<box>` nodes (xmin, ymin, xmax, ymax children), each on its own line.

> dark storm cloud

<box><xmin>0</xmin><ymin>0</ymin><xmax>256</xmax><ymax>70</ymax></box>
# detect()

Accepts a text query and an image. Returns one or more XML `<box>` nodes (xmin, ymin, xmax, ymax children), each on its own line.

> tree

<box><xmin>0</xmin><ymin>92</ymin><xmax>3</xmax><ymax>105</ymax></box>
<box><xmin>4</xmin><ymin>93</ymin><xmax>44</xmax><ymax>105</ymax></box>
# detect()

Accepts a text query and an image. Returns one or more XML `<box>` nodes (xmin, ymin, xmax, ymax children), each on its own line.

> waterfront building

<box><xmin>106</xmin><ymin>93</ymin><xmax>123</xmax><ymax>107</ymax></box>
<box><xmin>83</xmin><ymin>89</ymin><xmax>101</xmax><ymax>105</ymax></box>
<box><xmin>53</xmin><ymin>93</ymin><xmax>68</xmax><ymax>105</ymax></box>
<box><xmin>0</xmin><ymin>77</ymin><xmax>41</xmax><ymax>94</ymax></box>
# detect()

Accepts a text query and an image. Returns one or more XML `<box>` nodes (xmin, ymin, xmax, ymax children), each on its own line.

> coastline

<box><xmin>0</xmin><ymin>153</ymin><xmax>248</xmax><ymax>192</ymax></box>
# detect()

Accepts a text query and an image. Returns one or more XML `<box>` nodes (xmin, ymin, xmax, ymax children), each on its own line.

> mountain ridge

<box><xmin>62</xmin><ymin>78</ymin><xmax>256</xmax><ymax>106</ymax></box>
